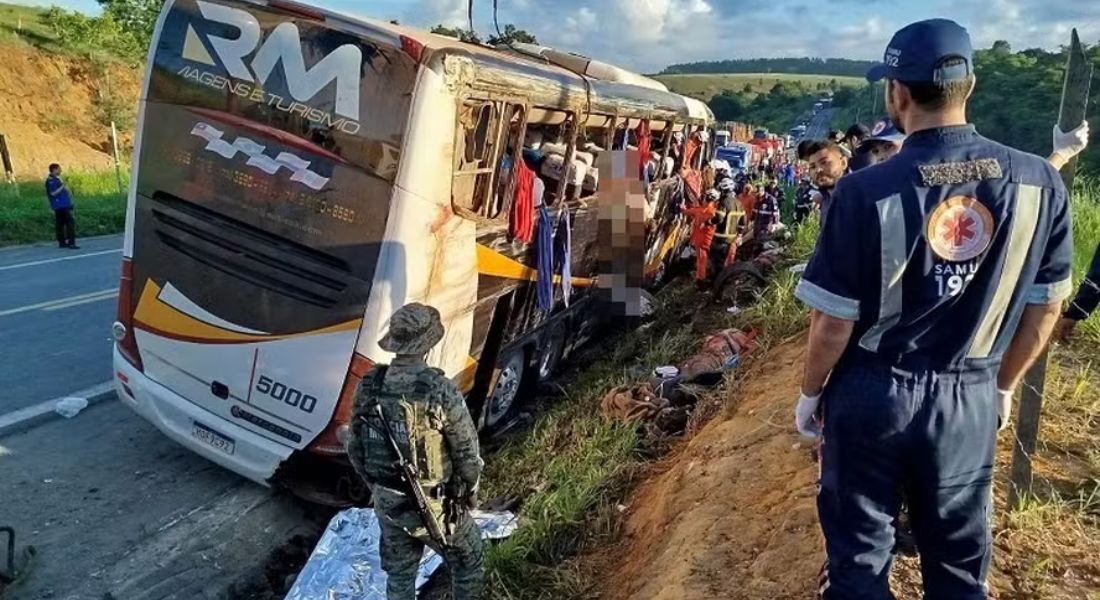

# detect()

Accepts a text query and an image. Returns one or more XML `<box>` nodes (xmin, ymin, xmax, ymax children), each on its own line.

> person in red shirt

<box><xmin>683</xmin><ymin>189</ymin><xmax>719</xmax><ymax>286</ymax></box>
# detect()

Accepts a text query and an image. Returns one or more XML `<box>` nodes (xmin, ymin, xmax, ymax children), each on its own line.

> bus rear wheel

<box><xmin>485</xmin><ymin>349</ymin><xmax>525</xmax><ymax>430</ymax></box>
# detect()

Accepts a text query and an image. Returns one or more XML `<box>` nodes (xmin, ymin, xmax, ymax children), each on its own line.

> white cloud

<box><xmin>408</xmin><ymin>0</ymin><xmax>468</xmax><ymax>28</ymax></box>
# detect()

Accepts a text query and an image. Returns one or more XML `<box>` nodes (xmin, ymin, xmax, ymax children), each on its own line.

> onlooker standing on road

<box><xmin>45</xmin><ymin>163</ymin><xmax>78</xmax><ymax>250</ymax></box>
<box><xmin>794</xmin><ymin>19</ymin><xmax>1076</xmax><ymax>599</ymax></box>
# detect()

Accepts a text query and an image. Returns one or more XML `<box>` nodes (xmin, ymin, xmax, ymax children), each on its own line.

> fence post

<box><xmin>110</xmin><ymin>121</ymin><xmax>124</xmax><ymax>195</ymax></box>
<box><xmin>1008</xmin><ymin>29</ymin><xmax>1093</xmax><ymax>510</ymax></box>
<box><xmin>0</xmin><ymin>133</ymin><xmax>16</xmax><ymax>195</ymax></box>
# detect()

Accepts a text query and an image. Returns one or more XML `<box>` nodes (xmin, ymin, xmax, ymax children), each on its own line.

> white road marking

<box><xmin>0</xmin><ymin>288</ymin><xmax>118</xmax><ymax>317</ymax></box>
<box><xmin>0</xmin><ymin>248</ymin><xmax>122</xmax><ymax>272</ymax></box>
<box><xmin>43</xmin><ymin>290</ymin><xmax>119</xmax><ymax>312</ymax></box>
<box><xmin>0</xmin><ymin>381</ymin><xmax>115</xmax><ymax>437</ymax></box>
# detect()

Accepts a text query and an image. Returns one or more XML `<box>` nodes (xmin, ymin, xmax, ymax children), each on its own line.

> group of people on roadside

<box><xmin>789</xmin><ymin>18</ymin><xmax>1094</xmax><ymax>600</ymax></box>
<box><xmin>683</xmin><ymin>158</ymin><xmax>790</xmax><ymax>288</ymax></box>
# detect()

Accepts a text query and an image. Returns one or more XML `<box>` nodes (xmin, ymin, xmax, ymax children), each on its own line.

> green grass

<box><xmin>654</xmin><ymin>73</ymin><xmax>865</xmax><ymax>102</ymax></box>
<box><xmin>0</xmin><ymin>170</ymin><xmax>127</xmax><ymax>246</ymax></box>
<box><xmin>1070</xmin><ymin>176</ymin><xmax>1100</xmax><ymax>341</ymax></box>
<box><xmin>0</xmin><ymin>2</ymin><xmax>63</xmax><ymax>53</ymax></box>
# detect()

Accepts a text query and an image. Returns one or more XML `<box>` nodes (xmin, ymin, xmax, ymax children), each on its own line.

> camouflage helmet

<box><xmin>379</xmin><ymin>303</ymin><xmax>445</xmax><ymax>355</ymax></box>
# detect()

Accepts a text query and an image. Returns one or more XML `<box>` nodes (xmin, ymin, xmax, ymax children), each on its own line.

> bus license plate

<box><xmin>192</xmin><ymin>421</ymin><xmax>235</xmax><ymax>455</ymax></box>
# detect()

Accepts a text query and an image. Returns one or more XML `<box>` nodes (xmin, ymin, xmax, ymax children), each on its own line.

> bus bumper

<box><xmin>112</xmin><ymin>346</ymin><xmax>291</xmax><ymax>486</ymax></box>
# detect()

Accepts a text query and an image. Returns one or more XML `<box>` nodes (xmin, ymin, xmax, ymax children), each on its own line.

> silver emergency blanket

<box><xmin>285</xmin><ymin>508</ymin><xmax>518</xmax><ymax>600</ymax></box>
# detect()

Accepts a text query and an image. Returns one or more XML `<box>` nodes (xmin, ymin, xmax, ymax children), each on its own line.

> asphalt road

<box><xmin>803</xmin><ymin>107</ymin><xmax>835</xmax><ymax>142</ymax></box>
<box><xmin>0</xmin><ymin>399</ymin><xmax>322</xmax><ymax>600</ymax></box>
<box><xmin>0</xmin><ymin>235</ymin><xmax>122</xmax><ymax>413</ymax></box>
<box><xmin>0</xmin><ymin>237</ymin><xmax>324</xmax><ymax>600</ymax></box>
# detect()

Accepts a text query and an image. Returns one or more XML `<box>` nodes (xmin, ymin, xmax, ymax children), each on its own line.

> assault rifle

<box><xmin>367</xmin><ymin>403</ymin><xmax>448</xmax><ymax>548</ymax></box>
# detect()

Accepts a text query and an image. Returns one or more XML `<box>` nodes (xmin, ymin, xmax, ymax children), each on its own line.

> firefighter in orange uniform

<box><xmin>684</xmin><ymin>189</ymin><xmax>720</xmax><ymax>287</ymax></box>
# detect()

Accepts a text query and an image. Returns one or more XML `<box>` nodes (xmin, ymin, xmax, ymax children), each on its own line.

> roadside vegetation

<box><xmin>480</xmin><ymin>216</ymin><xmax>820</xmax><ymax>598</ymax></box>
<box><xmin>479</xmin><ymin>177</ymin><xmax>1100</xmax><ymax>599</ymax></box>
<box><xmin>0</xmin><ymin>171</ymin><xmax>127</xmax><ymax>246</ymax></box>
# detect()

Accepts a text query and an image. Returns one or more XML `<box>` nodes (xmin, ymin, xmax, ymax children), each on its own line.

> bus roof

<box><xmin>270</xmin><ymin>0</ymin><xmax>713</xmax><ymax>126</ymax></box>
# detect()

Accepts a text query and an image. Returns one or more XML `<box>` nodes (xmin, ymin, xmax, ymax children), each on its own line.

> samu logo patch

<box><xmin>925</xmin><ymin>196</ymin><xmax>994</xmax><ymax>262</ymax></box>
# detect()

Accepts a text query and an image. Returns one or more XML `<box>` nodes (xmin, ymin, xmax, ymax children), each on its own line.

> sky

<box><xmin>9</xmin><ymin>0</ymin><xmax>1100</xmax><ymax>73</ymax></box>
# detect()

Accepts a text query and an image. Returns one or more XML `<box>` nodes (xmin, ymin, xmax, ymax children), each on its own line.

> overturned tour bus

<box><xmin>113</xmin><ymin>0</ymin><xmax>714</xmax><ymax>503</ymax></box>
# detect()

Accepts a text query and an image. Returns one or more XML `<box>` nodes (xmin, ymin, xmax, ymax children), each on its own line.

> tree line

<box><xmin>705</xmin><ymin>41</ymin><xmax>1100</xmax><ymax>175</ymax></box>
<box><xmin>663</xmin><ymin>58</ymin><xmax>876</xmax><ymax>77</ymax></box>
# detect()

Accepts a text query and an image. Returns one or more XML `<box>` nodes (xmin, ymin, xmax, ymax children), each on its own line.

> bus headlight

<box><xmin>112</xmin><ymin>321</ymin><xmax>127</xmax><ymax>343</ymax></box>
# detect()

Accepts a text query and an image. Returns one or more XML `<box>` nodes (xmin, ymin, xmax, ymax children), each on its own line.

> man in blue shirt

<box><xmin>793</xmin><ymin>19</ymin><xmax>1077</xmax><ymax>599</ymax></box>
<box><xmin>45</xmin><ymin>163</ymin><xmax>78</xmax><ymax>249</ymax></box>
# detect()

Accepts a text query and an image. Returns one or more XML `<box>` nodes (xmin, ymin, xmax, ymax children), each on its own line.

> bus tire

<box><xmin>537</xmin><ymin>324</ymin><xmax>567</xmax><ymax>382</ymax></box>
<box><xmin>484</xmin><ymin>348</ymin><xmax>526</xmax><ymax>430</ymax></box>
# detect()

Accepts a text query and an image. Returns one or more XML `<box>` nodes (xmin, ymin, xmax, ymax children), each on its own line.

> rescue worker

<box><xmin>346</xmin><ymin>303</ymin><xmax>484</xmax><ymax>600</ymax></box>
<box><xmin>753</xmin><ymin>185</ymin><xmax>780</xmax><ymax>238</ymax></box>
<box><xmin>794</xmin><ymin>179</ymin><xmax>814</xmax><ymax>224</ymax></box>
<box><xmin>714</xmin><ymin>178</ymin><xmax>745</xmax><ymax>267</ymax></box>
<box><xmin>849</xmin><ymin>118</ymin><xmax>907</xmax><ymax>172</ymax></box>
<box><xmin>793</xmin><ymin>19</ymin><xmax>1084</xmax><ymax>599</ymax></box>
<box><xmin>683</xmin><ymin>189</ymin><xmax>720</xmax><ymax>287</ymax></box>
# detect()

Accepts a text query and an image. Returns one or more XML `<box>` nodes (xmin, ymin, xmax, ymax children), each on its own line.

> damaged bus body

<box><xmin>113</xmin><ymin>0</ymin><xmax>713</xmax><ymax>503</ymax></box>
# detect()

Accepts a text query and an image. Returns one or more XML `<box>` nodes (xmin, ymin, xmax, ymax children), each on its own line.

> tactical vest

<box><xmin>356</xmin><ymin>366</ymin><xmax>452</xmax><ymax>494</ymax></box>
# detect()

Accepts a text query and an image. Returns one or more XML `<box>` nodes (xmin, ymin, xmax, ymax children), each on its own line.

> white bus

<box><xmin>113</xmin><ymin>0</ymin><xmax>713</xmax><ymax>503</ymax></box>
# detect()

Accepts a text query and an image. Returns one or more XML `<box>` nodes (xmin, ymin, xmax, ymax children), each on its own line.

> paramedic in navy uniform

<box><xmin>792</xmin><ymin>19</ymin><xmax>1080</xmax><ymax>599</ymax></box>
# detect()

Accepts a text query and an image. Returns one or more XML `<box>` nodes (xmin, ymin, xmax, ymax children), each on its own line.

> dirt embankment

<box><xmin>593</xmin><ymin>335</ymin><xmax>1100</xmax><ymax>600</ymax></box>
<box><xmin>0</xmin><ymin>40</ymin><xmax>139</xmax><ymax>177</ymax></box>
<box><xmin>599</xmin><ymin>335</ymin><xmax>822</xmax><ymax>600</ymax></box>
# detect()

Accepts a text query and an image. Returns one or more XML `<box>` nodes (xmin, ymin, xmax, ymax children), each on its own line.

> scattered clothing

<box><xmin>536</xmin><ymin>204</ymin><xmax>553</xmax><ymax>311</ymax></box>
<box><xmin>510</xmin><ymin>158</ymin><xmax>536</xmax><ymax>242</ymax></box>
<box><xmin>554</xmin><ymin>207</ymin><xmax>573</xmax><ymax>307</ymax></box>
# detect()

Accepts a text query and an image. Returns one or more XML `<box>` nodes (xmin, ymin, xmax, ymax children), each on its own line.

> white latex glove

<box><xmin>1053</xmin><ymin>121</ymin><xmax>1090</xmax><ymax>162</ymax></box>
<box><xmin>795</xmin><ymin>391</ymin><xmax>822</xmax><ymax>439</ymax></box>
<box><xmin>997</xmin><ymin>388</ymin><xmax>1014</xmax><ymax>432</ymax></box>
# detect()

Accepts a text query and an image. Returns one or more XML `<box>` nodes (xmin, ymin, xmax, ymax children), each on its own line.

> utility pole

<box><xmin>1009</xmin><ymin>29</ymin><xmax>1093</xmax><ymax>509</ymax></box>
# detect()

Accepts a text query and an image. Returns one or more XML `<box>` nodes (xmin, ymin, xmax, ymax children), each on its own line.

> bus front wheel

<box><xmin>485</xmin><ymin>349</ymin><xmax>526</xmax><ymax>430</ymax></box>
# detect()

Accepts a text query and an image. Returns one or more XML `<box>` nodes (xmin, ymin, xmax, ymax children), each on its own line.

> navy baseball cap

<box><xmin>866</xmin><ymin>19</ymin><xmax>974</xmax><ymax>83</ymax></box>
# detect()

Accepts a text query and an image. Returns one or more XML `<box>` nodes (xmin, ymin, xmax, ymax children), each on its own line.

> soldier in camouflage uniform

<box><xmin>346</xmin><ymin>303</ymin><xmax>484</xmax><ymax>600</ymax></box>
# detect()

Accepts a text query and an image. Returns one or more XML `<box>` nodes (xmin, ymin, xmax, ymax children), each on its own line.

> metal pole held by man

<box><xmin>1009</xmin><ymin>29</ymin><xmax>1093</xmax><ymax>509</ymax></box>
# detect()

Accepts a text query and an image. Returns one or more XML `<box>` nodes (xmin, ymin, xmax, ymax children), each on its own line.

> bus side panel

<box><xmin>356</xmin><ymin>64</ymin><xmax>478</xmax><ymax>384</ymax></box>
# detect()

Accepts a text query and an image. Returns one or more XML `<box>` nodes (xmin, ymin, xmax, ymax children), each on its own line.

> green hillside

<box><xmin>655</xmin><ymin>73</ymin><xmax>865</xmax><ymax>102</ymax></box>
<box><xmin>0</xmin><ymin>2</ymin><xmax>63</xmax><ymax>52</ymax></box>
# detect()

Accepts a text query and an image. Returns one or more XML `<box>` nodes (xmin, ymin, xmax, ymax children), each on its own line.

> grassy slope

<box><xmin>654</xmin><ymin>73</ymin><xmax>865</xmax><ymax>101</ymax></box>
<box><xmin>484</xmin><ymin>178</ymin><xmax>1100</xmax><ymax>599</ymax></box>
<box><xmin>0</xmin><ymin>2</ymin><xmax>63</xmax><ymax>53</ymax></box>
<box><xmin>0</xmin><ymin>171</ymin><xmax>127</xmax><ymax>245</ymax></box>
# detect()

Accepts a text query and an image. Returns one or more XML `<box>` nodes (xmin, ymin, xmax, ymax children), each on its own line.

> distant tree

<box><xmin>96</xmin><ymin>0</ymin><xmax>161</xmax><ymax>52</ymax></box>
<box><xmin>991</xmin><ymin>40</ymin><xmax>1012</xmax><ymax>55</ymax></box>
<box><xmin>487</xmin><ymin>24</ymin><xmax>537</xmax><ymax>46</ymax></box>
<box><xmin>431</xmin><ymin>24</ymin><xmax>482</xmax><ymax>44</ymax></box>
<box><xmin>45</xmin><ymin>6</ymin><xmax>145</xmax><ymax>60</ymax></box>
<box><xmin>828</xmin><ymin>78</ymin><xmax>839</xmax><ymax>91</ymax></box>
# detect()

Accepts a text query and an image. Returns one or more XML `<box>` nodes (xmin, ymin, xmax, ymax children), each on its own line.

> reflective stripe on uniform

<box><xmin>795</xmin><ymin>279</ymin><xmax>861</xmax><ymax>320</ymax></box>
<box><xmin>968</xmin><ymin>184</ymin><xmax>1042</xmax><ymax>358</ymax></box>
<box><xmin>859</xmin><ymin>194</ymin><xmax>907</xmax><ymax>352</ymax></box>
